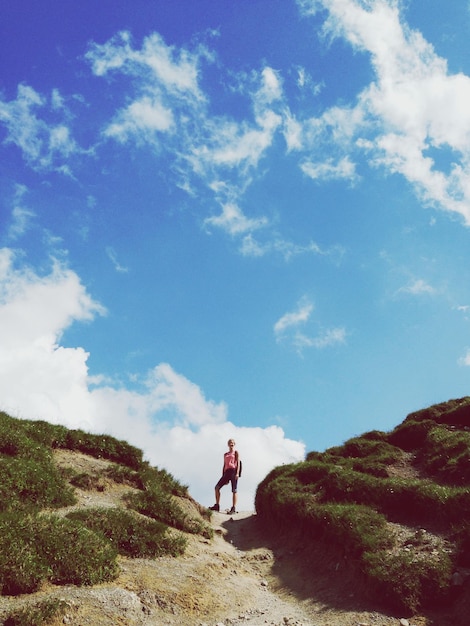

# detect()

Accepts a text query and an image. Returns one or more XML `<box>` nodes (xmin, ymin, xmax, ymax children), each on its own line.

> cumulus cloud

<box><xmin>0</xmin><ymin>249</ymin><xmax>305</xmax><ymax>509</ymax></box>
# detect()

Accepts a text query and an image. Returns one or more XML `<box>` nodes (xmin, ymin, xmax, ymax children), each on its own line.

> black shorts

<box><xmin>215</xmin><ymin>468</ymin><xmax>238</xmax><ymax>493</ymax></box>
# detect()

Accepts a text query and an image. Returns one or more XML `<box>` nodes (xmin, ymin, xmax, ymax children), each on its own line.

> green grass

<box><xmin>126</xmin><ymin>486</ymin><xmax>213</xmax><ymax>539</ymax></box>
<box><xmin>0</xmin><ymin>410</ymin><xmax>211</xmax><ymax>599</ymax></box>
<box><xmin>255</xmin><ymin>396</ymin><xmax>470</xmax><ymax>613</ymax></box>
<box><xmin>67</xmin><ymin>507</ymin><xmax>187</xmax><ymax>557</ymax></box>
<box><xmin>0</xmin><ymin>513</ymin><xmax>118</xmax><ymax>594</ymax></box>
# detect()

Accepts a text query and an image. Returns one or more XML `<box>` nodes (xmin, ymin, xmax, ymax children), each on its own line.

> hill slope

<box><xmin>1</xmin><ymin>400</ymin><xmax>470</xmax><ymax>625</ymax></box>
<box><xmin>255</xmin><ymin>396</ymin><xmax>470</xmax><ymax>624</ymax></box>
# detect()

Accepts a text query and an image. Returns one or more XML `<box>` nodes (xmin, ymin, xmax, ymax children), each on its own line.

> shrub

<box><xmin>105</xmin><ymin>464</ymin><xmax>144</xmax><ymax>489</ymax></box>
<box><xmin>0</xmin><ymin>456</ymin><xmax>75</xmax><ymax>513</ymax></box>
<box><xmin>138</xmin><ymin>463</ymin><xmax>188</xmax><ymax>497</ymax></box>
<box><xmin>432</xmin><ymin>398</ymin><xmax>470</xmax><ymax>428</ymax></box>
<box><xmin>34</xmin><ymin>515</ymin><xmax>119</xmax><ymax>586</ymax></box>
<box><xmin>67</xmin><ymin>507</ymin><xmax>187</xmax><ymax>558</ymax></box>
<box><xmin>363</xmin><ymin>547</ymin><xmax>453</xmax><ymax>612</ymax></box>
<box><xmin>0</xmin><ymin>514</ymin><xmax>50</xmax><ymax>595</ymax></box>
<box><xmin>0</xmin><ymin>513</ymin><xmax>119</xmax><ymax>595</ymax></box>
<box><xmin>126</xmin><ymin>488</ymin><xmax>212</xmax><ymax>538</ymax></box>
<box><xmin>18</xmin><ymin>419</ymin><xmax>69</xmax><ymax>449</ymax></box>
<box><xmin>388</xmin><ymin>419</ymin><xmax>435</xmax><ymax>451</ymax></box>
<box><xmin>327</xmin><ymin>437</ymin><xmax>402</xmax><ymax>463</ymax></box>
<box><xmin>64</xmin><ymin>430</ymin><xmax>143</xmax><ymax>469</ymax></box>
<box><xmin>404</xmin><ymin>398</ymin><xmax>470</xmax><ymax>425</ymax></box>
<box><xmin>419</xmin><ymin>427</ymin><xmax>470</xmax><ymax>484</ymax></box>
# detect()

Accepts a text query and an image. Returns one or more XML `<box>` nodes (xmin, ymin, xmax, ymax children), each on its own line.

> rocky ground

<box><xmin>0</xmin><ymin>451</ymin><xmax>456</xmax><ymax>625</ymax></box>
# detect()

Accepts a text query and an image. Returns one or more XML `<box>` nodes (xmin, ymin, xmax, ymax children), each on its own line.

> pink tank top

<box><xmin>224</xmin><ymin>450</ymin><xmax>237</xmax><ymax>471</ymax></box>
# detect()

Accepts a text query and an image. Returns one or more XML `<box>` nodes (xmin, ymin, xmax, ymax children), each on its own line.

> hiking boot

<box><xmin>228</xmin><ymin>506</ymin><xmax>237</xmax><ymax>514</ymax></box>
<box><xmin>209</xmin><ymin>504</ymin><xmax>220</xmax><ymax>511</ymax></box>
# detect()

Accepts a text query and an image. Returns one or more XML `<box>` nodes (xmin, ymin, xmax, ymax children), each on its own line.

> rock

<box><xmin>399</xmin><ymin>619</ymin><xmax>410</xmax><ymax>626</ymax></box>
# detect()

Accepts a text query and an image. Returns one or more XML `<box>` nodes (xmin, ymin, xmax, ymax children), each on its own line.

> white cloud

<box><xmin>0</xmin><ymin>249</ymin><xmax>105</xmax><ymax>421</ymax></box>
<box><xmin>458</xmin><ymin>349</ymin><xmax>470</xmax><ymax>367</ymax></box>
<box><xmin>256</xmin><ymin>67</ymin><xmax>284</xmax><ymax>106</ymax></box>
<box><xmin>0</xmin><ymin>85</ymin><xmax>81</xmax><ymax>172</ymax></box>
<box><xmin>298</xmin><ymin>0</ymin><xmax>470</xmax><ymax>223</ymax></box>
<box><xmin>301</xmin><ymin>156</ymin><xmax>357</xmax><ymax>182</ymax></box>
<box><xmin>274</xmin><ymin>295</ymin><xmax>346</xmax><ymax>354</ymax></box>
<box><xmin>87</xmin><ymin>33</ymin><xmax>283</xmax><ymax>201</ymax></box>
<box><xmin>104</xmin><ymin>96</ymin><xmax>174</xmax><ymax>143</ymax></box>
<box><xmin>105</xmin><ymin>247</ymin><xmax>129</xmax><ymax>273</ymax></box>
<box><xmin>274</xmin><ymin>297</ymin><xmax>314</xmax><ymax>336</ymax></box>
<box><xmin>204</xmin><ymin>202</ymin><xmax>269</xmax><ymax>236</ymax></box>
<box><xmin>0</xmin><ymin>249</ymin><xmax>305</xmax><ymax>510</ymax></box>
<box><xmin>294</xmin><ymin>326</ymin><xmax>347</xmax><ymax>350</ymax></box>
<box><xmin>283</xmin><ymin>110</ymin><xmax>304</xmax><ymax>151</ymax></box>
<box><xmin>7</xmin><ymin>185</ymin><xmax>35</xmax><ymax>240</ymax></box>
<box><xmin>395</xmin><ymin>278</ymin><xmax>437</xmax><ymax>297</ymax></box>
<box><xmin>239</xmin><ymin>233</ymin><xmax>344</xmax><ymax>262</ymax></box>
<box><xmin>86</xmin><ymin>30</ymin><xmax>206</xmax><ymax>138</ymax></box>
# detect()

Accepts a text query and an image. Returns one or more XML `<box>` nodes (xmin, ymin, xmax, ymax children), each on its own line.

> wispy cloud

<box><xmin>301</xmin><ymin>156</ymin><xmax>358</xmax><ymax>183</ymax></box>
<box><xmin>274</xmin><ymin>297</ymin><xmax>315</xmax><ymax>336</ymax></box>
<box><xmin>7</xmin><ymin>185</ymin><xmax>35</xmax><ymax>240</ymax></box>
<box><xmin>0</xmin><ymin>85</ymin><xmax>82</xmax><ymax>173</ymax></box>
<box><xmin>240</xmin><ymin>233</ymin><xmax>345</xmax><ymax>261</ymax></box>
<box><xmin>395</xmin><ymin>278</ymin><xmax>437</xmax><ymax>297</ymax></box>
<box><xmin>106</xmin><ymin>247</ymin><xmax>129</xmax><ymax>273</ymax></box>
<box><xmin>204</xmin><ymin>202</ymin><xmax>269</xmax><ymax>236</ymax></box>
<box><xmin>274</xmin><ymin>296</ymin><xmax>346</xmax><ymax>354</ymax></box>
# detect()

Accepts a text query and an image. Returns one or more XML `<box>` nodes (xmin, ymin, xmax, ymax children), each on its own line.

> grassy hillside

<box><xmin>255</xmin><ymin>397</ymin><xmax>470</xmax><ymax>616</ymax></box>
<box><xmin>0</xmin><ymin>410</ymin><xmax>211</xmax><ymax>622</ymax></box>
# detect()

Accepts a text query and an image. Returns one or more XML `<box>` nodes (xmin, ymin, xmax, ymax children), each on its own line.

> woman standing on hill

<box><xmin>209</xmin><ymin>439</ymin><xmax>240</xmax><ymax>514</ymax></box>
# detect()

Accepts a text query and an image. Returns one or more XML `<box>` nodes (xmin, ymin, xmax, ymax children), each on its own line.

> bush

<box><xmin>138</xmin><ymin>463</ymin><xmax>188</xmax><ymax>497</ymax></box>
<box><xmin>0</xmin><ymin>513</ymin><xmax>119</xmax><ymax>594</ymax></box>
<box><xmin>127</xmin><ymin>488</ymin><xmax>212</xmax><ymax>538</ymax></box>
<box><xmin>0</xmin><ymin>455</ymin><xmax>75</xmax><ymax>513</ymax></box>
<box><xmin>419</xmin><ymin>427</ymin><xmax>470</xmax><ymax>484</ymax></box>
<box><xmin>388</xmin><ymin>419</ymin><xmax>435</xmax><ymax>451</ymax></box>
<box><xmin>364</xmin><ymin>547</ymin><xmax>453</xmax><ymax>612</ymax></box>
<box><xmin>67</xmin><ymin>507</ymin><xmax>187</xmax><ymax>558</ymax></box>
<box><xmin>18</xmin><ymin>420</ymin><xmax>69</xmax><ymax>449</ymax></box>
<box><xmin>35</xmin><ymin>515</ymin><xmax>119</xmax><ymax>586</ymax></box>
<box><xmin>64</xmin><ymin>430</ymin><xmax>143</xmax><ymax>469</ymax></box>
<box><xmin>0</xmin><ymin>514</ymin><xmax>50</xmax><ymax>595</ymax></box>
<box><xmin>327</xmin><ymin>437</ymin><xmax>402</xmax><ymax>463</ymax></box>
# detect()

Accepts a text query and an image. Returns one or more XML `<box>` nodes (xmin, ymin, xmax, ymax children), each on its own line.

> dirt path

<box><xmin>200</xmin><ymin>510</ymin><xmax>413</xmax><ymax>626</ymax></box>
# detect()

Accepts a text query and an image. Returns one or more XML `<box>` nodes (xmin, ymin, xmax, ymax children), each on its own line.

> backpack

<box><xmin>236</xmin><ymin>451</ymin><xmax>242</xmax><ymax>477</ymax></box>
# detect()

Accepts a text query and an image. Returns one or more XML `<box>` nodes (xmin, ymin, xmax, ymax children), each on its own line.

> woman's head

<box><xmin>227</xmin><ymin>439</ymin><xmax>235</xmax><ymax>447</ymax></box>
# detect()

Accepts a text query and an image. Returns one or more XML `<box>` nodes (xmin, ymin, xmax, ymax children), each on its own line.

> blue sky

<box><xmin>1</xmin><ymin>0</ymin><xmax>470</xmax><ymax>510</ymax></box>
